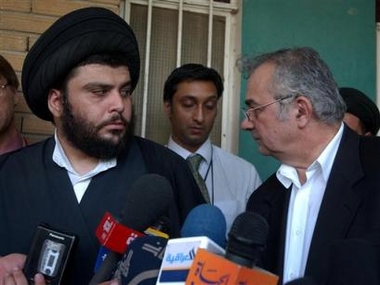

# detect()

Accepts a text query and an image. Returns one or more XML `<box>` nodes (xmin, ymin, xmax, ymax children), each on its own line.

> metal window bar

<box><xmin>176</xmin><ymin>0</ymin><xmax>183</xmax><ymax>66</ymax></box>
<box><xmin>123</xmin><ymin>0</ymin><xmax>238</xmax><ymax>152</ymax></box>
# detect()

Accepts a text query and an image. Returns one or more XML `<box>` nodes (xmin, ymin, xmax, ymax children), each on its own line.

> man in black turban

<box><xmin>340</xmin><ymin>87</ymin><xmax>380</xmax><ymax>136</ymax></box>
<box><xmin>0</xmin><ymin>7</ymin><xmax>204</xmax><ymax>285</ymax></box>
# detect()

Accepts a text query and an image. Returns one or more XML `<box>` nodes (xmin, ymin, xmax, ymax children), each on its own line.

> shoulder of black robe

<box><xmin>0</xmin><ymin>137</ymin><xmax>97</xmax><ymax>284</ymax></box>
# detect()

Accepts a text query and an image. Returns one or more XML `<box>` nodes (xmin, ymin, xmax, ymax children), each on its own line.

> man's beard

<box><xmin>61</xmin><ymin>101</ymin><xmax>134</xmax><ymax>160</ymax></box>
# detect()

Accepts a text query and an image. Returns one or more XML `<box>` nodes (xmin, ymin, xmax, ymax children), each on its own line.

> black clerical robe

<box><xmin>0</xmin><ymin>136</ymin><xmax>205</xmax><ymax>284</ymax></box>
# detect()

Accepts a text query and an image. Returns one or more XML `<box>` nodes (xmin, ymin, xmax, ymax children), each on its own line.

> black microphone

<box><xmin>116</xmin><ymin>205</ymin><xmax>226</xmax><ymax>285</ymax></box>
<box><xmin>225</xmin><ymin>211</ymin><xmax>269</xmax><ymax>267</ymax></box>
<box><xmin>88</xmin><ymin>174</ymin><xmax>174</xmax><ymax>285</ymax></box>
<box><xmin>112</xmin><ymin>216</ymin><xmax>171</xmax><ymax>285</ymax></box>
<box><xmin>185</xmin><ymin>211</ymin><xmax>278</xmax><ymax>284</ymax></box>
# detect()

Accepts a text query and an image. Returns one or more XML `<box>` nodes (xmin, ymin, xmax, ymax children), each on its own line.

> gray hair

<box><xmin>237</xmin><ymin>47</ymin><xmax>346</xmax><ymax>124</ymax></box>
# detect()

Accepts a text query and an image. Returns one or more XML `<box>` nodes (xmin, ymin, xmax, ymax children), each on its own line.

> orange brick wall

<box><xmin>0</xmin><ymin>0</ymin><xmax>122</xmax><ymax>144</ymax></box>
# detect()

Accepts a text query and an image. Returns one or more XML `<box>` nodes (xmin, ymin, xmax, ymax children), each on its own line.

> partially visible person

<box><xmin>0</xmin><ymin>7</ymin><xmax>204</xmax><ymax>285</ymax></box>
<box><xmin>239</xmin><ymin>47</ymin><xmax>380</xmax><ymax>285</ymax></box>
<box><xmin>163</xmin><ymin>63</ymin><xmax>262</xmax><ymax>233</ymax></box>
<box><xmin>339</xmin><ymin>87</ymin><xmax>380</xmax><ymax>136</ymax></box>
<box><xmin>0</xmin><ymin>55</ymin><xmax>27</xmax><ymax>154</ymax></box>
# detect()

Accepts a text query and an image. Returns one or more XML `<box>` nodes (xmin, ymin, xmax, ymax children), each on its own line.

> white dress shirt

<box><xmin>52</xmin><ymin>132</ymin><xmax>116</xmax><ymax>203</ymax></box>
<box><xmin>277</xmin><ymin>124</ymin><xmax>344</xmax><ymax>284</ymax></box>
<box><xmin>167</xmin><ymin>137</ymin><xmax>262</xmax><ymax>233</ymax></box>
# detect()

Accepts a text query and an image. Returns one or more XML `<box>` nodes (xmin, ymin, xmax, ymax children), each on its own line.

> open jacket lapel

<box><xmin>305</xmin><ymin>127</ymin><xmax>364</xmax><ymax>281</ymax></box>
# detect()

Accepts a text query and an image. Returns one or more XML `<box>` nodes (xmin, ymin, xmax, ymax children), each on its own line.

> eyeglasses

<box><xmin>243</xmin><ymin>95</ymin><xmax>293</xmax><ymax>121</ymax></box>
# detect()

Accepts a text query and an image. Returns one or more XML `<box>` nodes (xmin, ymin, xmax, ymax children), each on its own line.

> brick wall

<box><xmin>0</xmin><ymin>0</ymin><xmax>122</xmax><ymax>144</ymax></box>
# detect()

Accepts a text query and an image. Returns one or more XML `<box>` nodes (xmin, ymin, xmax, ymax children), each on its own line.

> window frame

<box><xmin>121</xmin><ymin>0</ymin><xmax>242</xmax><ymax>153</ymax></box>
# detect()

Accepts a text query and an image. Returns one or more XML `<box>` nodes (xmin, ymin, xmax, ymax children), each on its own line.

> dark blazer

<box><xmin>247</xmin><ymin>126</ymin><xmax>380</xmax><ymax>285</ymax></box>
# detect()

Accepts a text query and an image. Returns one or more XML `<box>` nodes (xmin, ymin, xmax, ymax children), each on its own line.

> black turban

<box><xmin>339</xmin><ymin>87</ymin><xmax>380</xmax><ymax>135</ymax></box>
<box><xmin>22</xmin><ymin>7</ymin><xmax>140</xmax><ymax>121</ymax></box>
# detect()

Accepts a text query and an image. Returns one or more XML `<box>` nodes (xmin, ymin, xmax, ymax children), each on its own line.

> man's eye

<box><xmin>92</xmin><ymin>88</ymin><xmax>107</xmax><ymax>96</ymax></box>
<box><xmin>205</xmin><ymin>102</ymin><xmax>217</xmax><ymax>110</ymax></box>
<box><xmin>182</xmin><ymin>101</ymin><xmax>195</xmax><ymax>108</ymax></box>
<box><xmin>120</xmin><ymin>88</ymin><xmax>131</xmax><ymax>98</ymax></box>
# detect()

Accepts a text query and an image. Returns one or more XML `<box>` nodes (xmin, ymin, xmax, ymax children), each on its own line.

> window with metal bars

<box><xmin>122</xmin><ymin>0</ymin><xmax>241</xmax><ymax>153</ymax></box>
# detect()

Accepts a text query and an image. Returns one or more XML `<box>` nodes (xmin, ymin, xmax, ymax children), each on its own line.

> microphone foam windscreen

<box><xmin>120</xmin><ymin>174</ymin><xmax>174</xmax><ymax>231</ymax></box>
<box><xmin>89</xmin><ymin>174</ymin><xmax>173</xmax><ymax>285</ymax></box>
<box><xmin>226</xmin><ymin>211</ymin><xmax>269</xmax><ymax>266</ymax></box>
<box><xmin>180</xmin><ymin>204</ymin><xmax>227</xmax><ymax>248</ymax></box>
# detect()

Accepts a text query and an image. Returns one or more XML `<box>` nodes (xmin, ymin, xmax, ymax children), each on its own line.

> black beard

<box><xmin>61</xmin><ymin>101</ymin><xmax>134</xmax><ymax>160</ymax></box>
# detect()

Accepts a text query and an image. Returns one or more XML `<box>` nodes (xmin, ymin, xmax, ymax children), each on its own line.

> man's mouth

<box><xmin>189</xmin><ymin>127</ymin><xmax>203</xmax><ymax>134</ymax></box>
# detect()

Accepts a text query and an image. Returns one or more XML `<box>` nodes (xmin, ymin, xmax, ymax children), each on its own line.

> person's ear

<box><xmin>47</xmin><ymin>89</ymin><xmax>64</xmax><ymax>117</ymax></box>
<box><xmin>294</xmin><ymin>95</ymin><xmax>313</xmax><ymax>128</ymax></box>
<box><xmin>163</xmin><ymin>100</ymin><xmax>172</xmax><ymax>119</ymax></box>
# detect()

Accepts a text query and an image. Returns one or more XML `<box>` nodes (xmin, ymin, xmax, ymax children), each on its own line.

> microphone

<box><xmin>156</xmin><ymin>204</ymin><xmax>227</xmax><ymax>284</ymax></box>
<box><xmin>93</xmin><ymin>215</ymin><xmax>170</xmax><ymax>279</ymax></box>
<box><xmin>185</xmin><ymin>211</ymin><xmax>279</xmax><ymax>285</ymax></box>
<box><xmin>88</xmin><ymin>174</ymin><xmax>174</xmax><ymax>285</ymax></box>
<box><xmin>114</xmin><ymin>235</ymin><xmax>168</xmax><ymax>285</ymax></box>
<box><xmin>93</xmin><ymin>211</ymin><xmax>146</xmax><ymax>273</ymax></box>
<box><xmin>180</xmin><ymin>204</ymin><xmax>227</xmax><ymax>248</ymax></box>
<box><xmin>95</xmin><ymin>211</ymin><xmax>145</xmax><ymax>255</ymax></box>
<box><xmin>225</xmin><ymin>211</ymin><xmax>269</xmax><ymax>267</ymax></box>
<box><xmin>145</xmin><ymin>216</ymin><xmax>170</xmax><ymax>238</ymax></box>
<box><xmin>112</xmin><ymin>216</ymin><xmax>171</xmax><ymax>284</ymax></box>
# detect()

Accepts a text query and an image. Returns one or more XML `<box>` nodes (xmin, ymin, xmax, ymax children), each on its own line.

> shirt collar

<box><xmin>277</xmin><ymin>123</ymin><xmax>344</xmax><ymax>188</ymax></box>
<box><xmin>167</xmin><ymin>136</ymin><xmax>212</xmax><ymax>164</ymax></box>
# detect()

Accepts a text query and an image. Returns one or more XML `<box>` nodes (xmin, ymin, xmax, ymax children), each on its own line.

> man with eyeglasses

<box><xmin>0</xmin><ymin>55</ymin><xmax>28</xmax><ymax>154</ymax></box>
<box><xmin>239</xmin><ymin>47</ymin><xmax>380</xmax><ymax>285</ymax></box>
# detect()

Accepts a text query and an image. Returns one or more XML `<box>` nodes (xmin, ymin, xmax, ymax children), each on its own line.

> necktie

<box><xmin>187</xmin><ymin>154</ymin><xmax>210</xmax><ymax>203</ymax></box>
